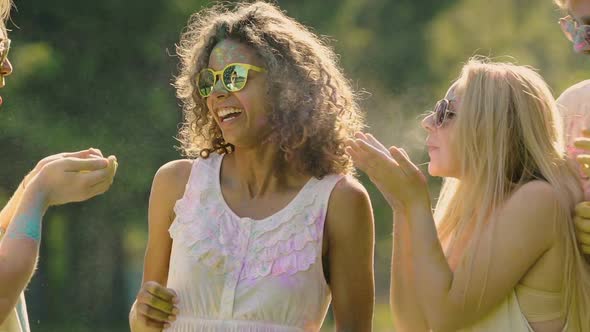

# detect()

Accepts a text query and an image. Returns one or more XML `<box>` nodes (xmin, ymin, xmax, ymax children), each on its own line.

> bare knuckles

<box><xmin>30</xmin><ymin>153</ymin><xmax>118</xmax><ymax>206</ymax></box>
<box><xmin>134</xmin><ymin>281</ymin><xmax>179</xmax><ymax>328</ymax></box>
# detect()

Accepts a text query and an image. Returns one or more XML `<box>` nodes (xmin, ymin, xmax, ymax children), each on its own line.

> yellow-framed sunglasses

<box><xmin>196</xmin><ymin>63</ymin><xmax>266</xmax><ymax>98</ymax></box>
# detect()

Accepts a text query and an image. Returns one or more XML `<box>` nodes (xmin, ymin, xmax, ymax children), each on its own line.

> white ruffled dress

<box><xmin>165</xmin><ymin>154</ymin><xmax>343</xmax><ymax>332</ymax></box>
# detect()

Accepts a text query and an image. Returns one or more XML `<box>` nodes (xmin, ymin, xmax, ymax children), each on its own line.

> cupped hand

<box><xmin>24</xmin><ymin>148</ymin><xmax>105</xmax><ymax>187</ymax></box>
<box><xmin>28</xmin><ymin>154</ymin><xmax>118</xmax><ymax>207</ymax></box>
<box><xmin>346</xmin><ymin>132</ymin><xmax>430</xmax><ymax>210</ymax></box>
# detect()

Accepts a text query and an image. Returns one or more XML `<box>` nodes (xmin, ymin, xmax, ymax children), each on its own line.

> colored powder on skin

<box><xmin>212</xmin><ymin>43</ymin><xmax>250</xmax><ymax>66</ymax></box>
<box><xmin>212</xmin><ymin>47</ymin><xmax>226</xmax><ymax>64</ymax></box>
<box><xmin>7</xmin><ymin>206</ymin><xmax>43</xmax><ymax>242</ymax></box>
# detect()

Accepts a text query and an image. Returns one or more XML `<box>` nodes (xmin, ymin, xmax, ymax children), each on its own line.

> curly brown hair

<box><xmin>174</xmin><ymin>1</ymin><xmax>364</xmax><ymax>178</ymax></box>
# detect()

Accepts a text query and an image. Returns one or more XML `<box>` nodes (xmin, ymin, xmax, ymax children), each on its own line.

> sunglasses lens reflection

<box><xmin>223</xmin><ymin>65</ymin><xmax>248</xmax><ymax>91</ymax></box>
<box><xmin>196</xmin><ymin>65</ymin><xmax>252</xmax><ymax>97</ymax></box>
<box><xmin>197</xmin><ymin>69</ymin><xmax>215</xmax><ymax>97</ymax></box>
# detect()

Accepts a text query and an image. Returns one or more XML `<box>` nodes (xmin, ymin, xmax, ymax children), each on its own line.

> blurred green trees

<box><xmin>0</xmin><ymin>0</ymin><xmax>584</xmax><ymax>331</ymax></box>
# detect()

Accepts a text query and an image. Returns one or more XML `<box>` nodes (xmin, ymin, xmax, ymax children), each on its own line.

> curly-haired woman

<box><xmin>129</xmin><ymin>2</ymin><xmax>375</xmax><ymax>331</ymax></box>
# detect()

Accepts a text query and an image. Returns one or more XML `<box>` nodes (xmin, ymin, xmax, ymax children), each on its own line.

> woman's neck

<box><xmin>223</xmin><ymin>144</ymin><xmax>304</xmax><ymax>199</ymax></box>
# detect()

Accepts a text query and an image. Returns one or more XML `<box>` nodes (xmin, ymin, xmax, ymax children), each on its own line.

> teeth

<box><xmin>218</xmin><ymin>108</ymin><xmax>243</xmax><ymax>119</ymax></box>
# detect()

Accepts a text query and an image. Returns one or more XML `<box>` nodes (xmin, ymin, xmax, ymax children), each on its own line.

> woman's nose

<box><xmin>422</xmin><ymin>113</ymin><xmax>435</xmax><ymax>132</ymax></box>
<box><xmin>209</xmin><ymin>76</ymin><xmax>228</xmax><ymax>99</ymax></box>
<box><xmin>1</xmin><ymin>57</ymin><xmax>12</xmax><ymax>77</ymax></box>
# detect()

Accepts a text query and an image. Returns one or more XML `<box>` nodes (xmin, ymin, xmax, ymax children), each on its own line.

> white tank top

<box><xmin>457</xmin><ymin>291</ymin><xmax>534</xmax><ymax>331</ymax></box>
<box><xmin>166</xmin><ymin>154</ymin><xmax>343</xmax><ymax>332</ymax></box>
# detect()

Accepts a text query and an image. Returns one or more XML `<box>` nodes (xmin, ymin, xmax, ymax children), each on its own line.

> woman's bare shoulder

<box><xmin>156</xmin><ymin>159</ymin><xmax>193</xmax><ymax>182</ymax></box>
<box><xmin>326</xmin><ymin>176</ymin><xmax>373</xmax><ymax>236</ymax></box>
<box><xmin>151</xmin><ymin>159</ymin><xmax>194</xmax><ymax>205</ymax></box>
<box><xmin>501</xmin><ymin>180</ymin><xmax>563</xmax><ymax>237</ymax></box>
<box><xmin>510</xmin><ymin>180</ymin><xmax>560</xmax><ymax>206</ymax></box>
<box><xmin>329</xmin><ymin>176</ymin><xmax>370</xmax><ymax>209</ymax></box>
<box><xmin>558</xmin><ymin>79</ymin><xmax>590</xmax><ymax>102</ymax></box>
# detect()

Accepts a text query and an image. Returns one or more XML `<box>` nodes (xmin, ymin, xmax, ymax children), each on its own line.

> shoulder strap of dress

<box><xmin>172</xmin><ymin>154</ymin><xmax>222</xmax><ymax>218</ymax></box>
<box><xmin>184</xmin><ymin>153</ymin><xmax>222</xmax><ymax>193</ymax></box>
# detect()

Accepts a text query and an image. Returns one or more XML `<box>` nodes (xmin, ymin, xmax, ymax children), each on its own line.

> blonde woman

<box><xmin>0</xmin><ymin>1</ymin><xmax>118</xmax><ymax>331</ymax></box>
<box><xmin>554</xmin><ymin>0</ymin><xmax>590</xmax><ymax>255</ymax></box>
<box><xmin>347</xmin><ymin>59</ymin><xmax>590</xmax><ymax>331</ymax></box>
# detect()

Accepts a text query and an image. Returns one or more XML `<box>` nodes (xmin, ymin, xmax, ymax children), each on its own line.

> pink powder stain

<box><xmin>211</xmin><ymin>42</ymin><xmax>251</xmax><ymax>67</ymax></box>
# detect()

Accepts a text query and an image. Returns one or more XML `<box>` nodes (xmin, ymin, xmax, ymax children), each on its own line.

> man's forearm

<box><xmin>0</xmin><ymin>183</ymin><xmax>23</xmax><ymax>231</ymax></box>
<box><xmin>0</xmin><ymin>182</ymin><xmax>47</xmax><ymax>322</ymax></box>
<box><xmin>0</xmin><ymin>173</ymin><xmax>34</xmax><ymax>231</ymax></box>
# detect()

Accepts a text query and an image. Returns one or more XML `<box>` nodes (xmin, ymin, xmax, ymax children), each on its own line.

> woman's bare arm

<box><xmin>405</xmin><ymin>181</ymin><xmax>559</xmax><ymax>331</ymax></box>
<box><xmin>390</xmin><ymin>207</ymin><xmax>429</xmax><ymax>332</ymax></box>
<box><xmin>0</xmin><ymin>156</ymin><xmax>115</xmax><ymax>323</ymax></box>
<box><xmin>326</xmin><ymin>177</ymin><xmax>375</xmax><ymax>332</ymax></box>
<box><xmin>130</xmin><ymin>160</ymin><xmax>191</xmax><ymax>332</ymax></box>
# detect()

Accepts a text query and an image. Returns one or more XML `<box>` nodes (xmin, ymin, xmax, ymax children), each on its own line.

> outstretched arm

<box><xmin>0</xmin><ymin>149</ymin><xmax>103</xmax><ymax>232</ymax></box>
<box><xmin>0</xmin><ymin>177</ymin><xmax>26</xmax><ymax>233</ymax></box>
<box><xmin>0</xmin><ymin>155</ymin><xmax>116</xmax><ymax>323</ymax></box>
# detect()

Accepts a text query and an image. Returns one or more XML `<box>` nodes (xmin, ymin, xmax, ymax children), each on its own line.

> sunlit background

<box><xmin>0</xmin><ymin>0</ymin><xmax>586</xmax><ymax>331</ymax></box>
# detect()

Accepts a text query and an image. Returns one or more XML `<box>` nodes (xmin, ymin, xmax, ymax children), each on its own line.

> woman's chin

<box><xmin>428</xmin><ymin>163</ymin><xmax>449</xmax><ymax>177</ymax></box>
<box><xmin>427</xmin><ymin>163</ymin><xmax>440</xmax><ymax>176</ymax></box>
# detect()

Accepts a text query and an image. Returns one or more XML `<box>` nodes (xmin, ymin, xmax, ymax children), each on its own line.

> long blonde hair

<box><xmin>0</xmin><ymin>0</ymin><xmax>10</xmax><ymax>27</ymax></box>
<box><xmin>434</xmin><ymin>58</ymin><xmax>589</xmax><ymax>329</ymax></box>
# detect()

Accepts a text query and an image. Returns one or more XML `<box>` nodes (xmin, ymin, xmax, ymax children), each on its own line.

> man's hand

<box><xmin>24</xmin><ymin>148</ymin><xmax>105</xmax><ymax>187</ymax></box>
<box><xmin>28</xmin><ymin>154</ymin><xmax>117</xmax><ymax>207</ymax></box>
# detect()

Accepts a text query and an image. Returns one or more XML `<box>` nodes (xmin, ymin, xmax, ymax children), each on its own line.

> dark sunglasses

<box><xmin>432</xmin><ymin>98</ymin><xmax>457</xmax><ymax>128</ymax></box>
<box><xmin>196</xmin><ymin>63</ymin><xmax>266</xmax><ymax>98</ymax></box>
<box><xmin>0</xmin><ymin>38</ymin><xmax>10</xmax><ymax>66</ymax></box>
